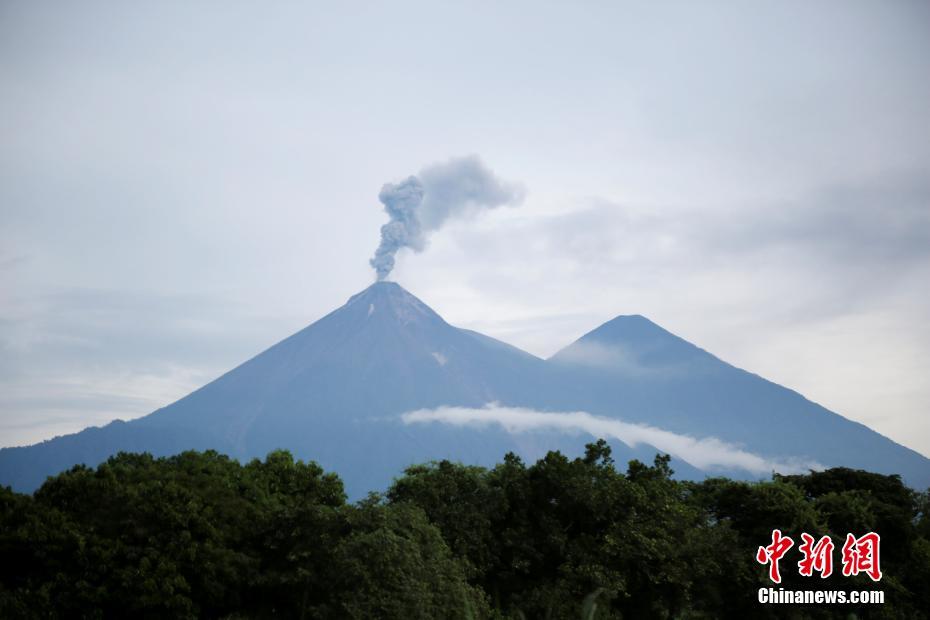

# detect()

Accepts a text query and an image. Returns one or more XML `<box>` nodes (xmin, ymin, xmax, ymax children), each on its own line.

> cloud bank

<box><xmin>402</xmin><ymin>403</ymin><xmax>821</xmax><ymax>475</ymax></box>
<box><xmin>370</xmin><ymin>156</ymin><xmax>524</xmax><ymax>280</ymax></box>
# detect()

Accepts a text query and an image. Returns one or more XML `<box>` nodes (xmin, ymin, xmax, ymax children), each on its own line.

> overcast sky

<box><xmin>2</xmin><ymin>1</ymin><xmax>929</xmax><ymax>457</ymax></box>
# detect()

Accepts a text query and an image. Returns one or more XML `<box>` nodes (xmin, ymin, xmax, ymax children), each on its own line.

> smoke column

<box><xmin>370</xmin><ymin>155</ymin><xmax>524</xmax><ymax>280</ymax></box>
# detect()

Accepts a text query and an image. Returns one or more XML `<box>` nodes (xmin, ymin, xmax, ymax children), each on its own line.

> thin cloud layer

<box><xmin>402</xmin><ymin>403</ymin><xmax>822</xmax><ymax>475</ymax></box>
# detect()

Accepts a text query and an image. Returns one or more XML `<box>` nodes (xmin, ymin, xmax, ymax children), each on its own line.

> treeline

<box><xmin>1</xmin><ymin>442</ymin><xmax>928</xmax><ymax>618</ymax></box>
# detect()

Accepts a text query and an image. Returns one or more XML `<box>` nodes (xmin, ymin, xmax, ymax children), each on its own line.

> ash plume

<box><xmin>370</xmin><ymin>156</ymin><xmax>524</xmax><ymax>280</ymax></box>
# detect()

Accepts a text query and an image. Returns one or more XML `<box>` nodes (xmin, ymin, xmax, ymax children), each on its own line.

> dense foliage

<box><xmin>1</xmin><ymin>443</ymin><xmax>927</xmax><ymax>618</ymax></box>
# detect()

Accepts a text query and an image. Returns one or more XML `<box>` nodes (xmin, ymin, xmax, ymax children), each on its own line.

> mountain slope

<box><xmin>1</xmin><ymin>283</ymin><xmax>560</xmax><ymax>496</ymax></box>
<box><xmin>139</xmin><ymin>282</ymin><xmax>547</xmax><ymax>451</ymax></box>
<box><xmin>2</xmin><ymin>284</ymin><xmax>928</xmax><ymax>495</ymax></box>
<box><xmin>549</xmin><ymin>315</ymin><xmax>930</xmax><ymax>488</ymax></box>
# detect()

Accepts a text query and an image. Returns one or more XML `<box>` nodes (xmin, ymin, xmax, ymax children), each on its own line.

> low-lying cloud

<box><xmin>402</xmin><ymin>403</ymin><xmax>821</xmax><ymax>475</ymax></box>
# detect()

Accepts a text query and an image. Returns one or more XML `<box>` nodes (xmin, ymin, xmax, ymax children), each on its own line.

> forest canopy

<box><xmin>1</xmin><ymin>443</ymin><xmax>928</xmax><ymax>619</ymax></box>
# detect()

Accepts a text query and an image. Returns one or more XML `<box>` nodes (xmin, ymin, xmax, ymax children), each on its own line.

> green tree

<box><xmin>326</xmin><ymin>498</ymin><xmax>488</xmax><ymax>619</ymax></box>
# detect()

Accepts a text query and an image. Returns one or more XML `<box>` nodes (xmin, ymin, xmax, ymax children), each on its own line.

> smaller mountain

<box><xmin>549</xmin><ymin>315</ymin><xmax>930</xmax><ymax>487</ymax></box>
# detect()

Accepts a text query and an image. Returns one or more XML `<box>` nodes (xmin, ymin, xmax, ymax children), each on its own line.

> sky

<box><xmin>1</xmin><ymin>1</ymin><xmax>929</xmax><ymax>457</ymax></box>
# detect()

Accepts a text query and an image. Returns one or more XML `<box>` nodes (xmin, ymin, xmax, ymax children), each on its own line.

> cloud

<box><xmin>0</xmin><ymin>287</ymin><xmax>289</xmax><ymax>447</ymax></box>
<box><xmin>413</xmin><ymin>170</ymin><xmax>930</xmax><ymax>353</ymax></box>
<box><xmin>547</xmin><ymin>339</ymin><xmax>630</xmax><ymax>369</ymax></box>
<box><xmin>402</xmin><ymin>403</ymin><xmax>822</xmax><ymax>475</ymax></box>
<box><xmin>548</xmin><ymin>338</ymin><xmax>694</xmax><ymax>377</ymax></box>
<box><xmin>694</xmin><ymin>173</ymin><xmax>930</xmax><ymax>268</ymax></box>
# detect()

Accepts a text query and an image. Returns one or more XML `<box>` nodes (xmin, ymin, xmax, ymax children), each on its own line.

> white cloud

<box><xmin>550</xmin><ymin>339</ymin><xmax>636</xmax><ymax>370</ymax></box>
<box><xmin>402</xmin><ymin>403</ymin><xmax>822</xmax><ymax>475</ymax></box>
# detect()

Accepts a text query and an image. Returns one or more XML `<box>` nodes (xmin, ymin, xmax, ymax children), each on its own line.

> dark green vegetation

<box><xmin>1</xmin><ymin>443</ymin><xmax>928</xmax><ymax>619</ymax></box>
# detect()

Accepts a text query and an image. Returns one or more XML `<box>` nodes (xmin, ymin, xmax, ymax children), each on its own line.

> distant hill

<box><xmin>2</xmin><ymin>282</ymin><xmax>928</xmax><ymax>497</ymax></box>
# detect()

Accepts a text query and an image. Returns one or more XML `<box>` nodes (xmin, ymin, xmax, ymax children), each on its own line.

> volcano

<box><xmin>2</xmin><ymin>282</ymin><xmax>928</xmax><ymax>496</ymax></box>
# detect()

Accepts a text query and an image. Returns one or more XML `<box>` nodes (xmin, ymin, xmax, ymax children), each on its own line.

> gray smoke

<box><xmin>370</xmin><ymin>156</ymin><xmax>524</xmax><ymax>280</ymax></box>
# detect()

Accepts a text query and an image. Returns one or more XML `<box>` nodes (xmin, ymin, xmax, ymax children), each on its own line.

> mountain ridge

<box><xmin>2</xmin><ymin>281</ymin><xmax>928</xmax><ymax>496</ymax></box>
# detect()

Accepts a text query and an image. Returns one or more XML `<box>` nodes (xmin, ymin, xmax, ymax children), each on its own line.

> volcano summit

<box><xmin>2</xmin><ymin>282</ymin><xmax>928</xmax><ymax>497</ymax></box>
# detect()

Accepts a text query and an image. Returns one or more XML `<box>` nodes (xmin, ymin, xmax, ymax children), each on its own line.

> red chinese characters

<box><xmin>797</xmin><ymin>533</ymin><xmax>834</xmax><ymax>578</ymax></box>
<box><xmin>841</xmin><ymin>532</ymin><xmax>882</xmax><ymax>582</ymax></box>
<box><xmin>757</xmin><ymin>530</ymin><xmax>881</xmax><ymax>582</ymax></box>
<box><xmin>756</xmin><ymin>529</ymin><xmax>794</xmax><ymax>584</ymax></box>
